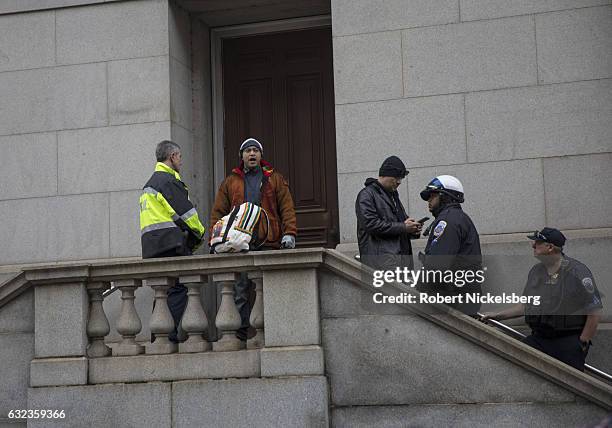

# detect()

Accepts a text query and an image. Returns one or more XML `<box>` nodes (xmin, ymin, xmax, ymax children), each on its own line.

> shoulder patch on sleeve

<box><xmin>433</xmin><ymin>220</ymin><xmax>447</xmax><ymax>238</ymax></box>
<box><xmin>582</xmin><ymin>277</ymin><xmax>595</xmax><ymax>293</ymax></box>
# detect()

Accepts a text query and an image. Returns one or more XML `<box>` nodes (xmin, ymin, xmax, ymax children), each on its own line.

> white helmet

<box><xmin>420</xmin><ymin>175</ymin><xmax>464</xmax><ymax>203</ymax></box>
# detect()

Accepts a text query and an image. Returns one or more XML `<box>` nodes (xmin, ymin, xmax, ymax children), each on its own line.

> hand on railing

<box><xmin>476</xmin><ymin>312</ymin><xmax>612</xmax><ymax>383</ymax></box>
<box><xmin>478</xmin><ymin>312</ymin><xmax>503</xmax><ymax>323</ymax></box>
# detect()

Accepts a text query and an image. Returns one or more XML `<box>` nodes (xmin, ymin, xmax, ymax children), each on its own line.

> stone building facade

<box><xmin>0</xmin><ymin>1</ymin><xmax>611</xmax><ymax>425</ymax></box>
<box><xmin>0</xmin><ymin>0</ymin><xmax>610</xmax><ymax>264</ymax></box>
<box><xmin>1</xmin><ymin>0</ymin><xmax>610</xmax><ymax>355</ymax></box>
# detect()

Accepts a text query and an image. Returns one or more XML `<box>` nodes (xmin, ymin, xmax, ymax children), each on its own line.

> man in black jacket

<box><xmin>355</xmin><ymin>156</ymin><xmax>422</xmax><ymax>270</ymax></box>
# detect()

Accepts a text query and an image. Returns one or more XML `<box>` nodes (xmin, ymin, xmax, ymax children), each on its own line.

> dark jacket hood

<box><xmin>364</xmin><ymin>177</ymin><xmax>394</xmax><ymax>195</ymax></box>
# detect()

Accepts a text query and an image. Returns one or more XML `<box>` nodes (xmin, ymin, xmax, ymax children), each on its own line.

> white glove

<box><xmin>280</xmin><ymin>235</ymin><xmax>296</xmax><ymax>249</ymax></box>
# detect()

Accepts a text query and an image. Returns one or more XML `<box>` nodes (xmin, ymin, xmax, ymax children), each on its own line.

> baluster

<box><xmin>145</xmin><ymin>277</ymin><xmax>178</xmax><ymax>355</ymax></box>
<box><xmin>86</xmin><ymin>281</ymin><xmax>111</xmax><ymax>357</ymax></box>
<box><xmin>212</xmin><ymin>272</ymin><xmax>242</xmax><ymax>352</ymax></box>
<box><xmin>178</xmin><ymin>274</ymin><xmax>211</xmax><ymax>353</ymax></box>
<box><xmin>113</xmin><ymin>279</ymin><xmax>144</xmax><ymax>356</ymax></box>
<box><xmin>248</xmin><ymin>271</ymin><xmax>264</xmax><ymax>349</ymax></box>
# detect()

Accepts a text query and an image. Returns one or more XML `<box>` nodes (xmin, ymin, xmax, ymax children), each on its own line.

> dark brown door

<box><xmin>222</xmin><ymin>28</ymin><xmax>339</xmax><ymax>248</ymax></box>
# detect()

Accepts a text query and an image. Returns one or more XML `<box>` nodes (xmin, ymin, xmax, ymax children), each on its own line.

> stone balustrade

<box><xmin>23</xmin><ymin>249</ymin><xmax>325</xmax><ymax>387</ymax></box>
<box><xmin>86</xmin><ymin>271</ymin><xmax>264</xmax><ymax>357</ymax></box>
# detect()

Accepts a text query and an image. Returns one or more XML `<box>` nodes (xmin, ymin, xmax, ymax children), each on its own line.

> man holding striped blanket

<box><xmin>210</xmin><ymin>137</ymin><xmax>297</xmax><ymax>342</ymax></box>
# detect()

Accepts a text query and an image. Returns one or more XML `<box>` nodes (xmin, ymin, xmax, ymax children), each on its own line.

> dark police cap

<box><xmin>527</xmin><ymin>227</ymin><xmax>566</xmax><ymax>248</ymax></box>
<box><xmin>379</xmin><ymin>156</ymin><xmax>408</xmax><ymax>178</ymax></box>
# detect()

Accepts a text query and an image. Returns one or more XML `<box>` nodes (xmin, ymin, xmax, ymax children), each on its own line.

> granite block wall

<box><xmin>332</xmin><ymin>0</ymin><xmax>612</xmax><ymax>242</ymax></box>
<box><xmin>0</xmin><ymin>0</ymin><xmax>201</xmax><ymax>264</ymax></box>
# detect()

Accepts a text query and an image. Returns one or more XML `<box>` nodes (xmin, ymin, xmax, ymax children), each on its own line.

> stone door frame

<box><xmin>210</xmin><ymin>15</ymin><xmax>332</xmax><ymax>189</ymax></box>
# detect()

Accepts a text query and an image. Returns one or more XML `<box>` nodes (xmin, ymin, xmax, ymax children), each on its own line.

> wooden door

<box><xmin>222</xmin><ymin>28</ymin><xmax>339</xmax><ymax>247</ymax></box>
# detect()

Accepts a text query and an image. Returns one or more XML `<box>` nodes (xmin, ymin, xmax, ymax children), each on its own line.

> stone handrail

<box><xmin>0</xmin><ymin>271</ymin><xmax>28</xmax><ymax>309</ymax></box>
<box><xmin>322</xmin><ymin>249</ymin><xmax>612</xmax><ymax>410</ymax></box>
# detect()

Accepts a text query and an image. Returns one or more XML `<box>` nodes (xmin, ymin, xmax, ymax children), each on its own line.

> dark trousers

<box><xmin>166</xmin><ymin>282</ymin><xmax>188</xmax><ymax>343</ymax></box>
<box><xmin>234</xmin><ymin>272</ymin><xmax>254</xmax><ymax>341</ymax></box>
<box><xmin>233</xmin><ymin>244</ymin><xmax>273</xmax><ymax>341</ymax></box>
<box><xmin>523</xmin><ymin>333</ymin><xmax>588</xmax><ymax>371</ymax></box>
<box><xmin>149</xmin><ymin>248</ymin><xmax>190</xmax><ymax>344</ymax></box>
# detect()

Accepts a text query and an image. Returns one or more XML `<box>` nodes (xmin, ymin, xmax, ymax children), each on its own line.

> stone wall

<box><xmin>27</xmin><ymin>377</ymin><xmax>328</xmax><ymax>428</ymax></box>
<box><xmin>0</xmin><ymin>290</ymin><xmax>34</xmax><ymax>428</ymax></box>
<box><xmin>190</xmin><ymin>15</ymin><xmax>214</xmax><ymax>235</ymax></box>
<box><xmin>319</xmin><ymin>271</ymin><xmax>608</xmax><ymax>427</ymax></box>
<box><xmin>3</xmin><ymin>0</ymin><xmax>609</xmax><ymax>263</ymax></box>
<box><xmin>0</xmin><ymin>0</ymin><xmax>202</xmax><ymax>265</ymax></box>
<box><xmin>333</xmin><ymin>0</ymin><xmax>612</xmax><ymax>243</ymax></box>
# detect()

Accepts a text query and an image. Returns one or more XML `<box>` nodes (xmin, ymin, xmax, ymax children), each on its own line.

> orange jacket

<box><xmin>210</xmin><ymin>160</ymin><xmax>297</xmax><ymax>248</ymax></box>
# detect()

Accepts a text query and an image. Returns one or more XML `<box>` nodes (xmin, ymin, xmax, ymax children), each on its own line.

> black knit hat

<box><xmin>379</xmin><ymin>156</ymin><xmax>408</xmax><ymax>178</ymax></box>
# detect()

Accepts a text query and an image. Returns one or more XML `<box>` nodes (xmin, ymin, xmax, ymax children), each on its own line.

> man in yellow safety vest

<box><xmin>140</xmin><ymin>140</ymin><xmax>206</xmax><ymax>342</ymax></box>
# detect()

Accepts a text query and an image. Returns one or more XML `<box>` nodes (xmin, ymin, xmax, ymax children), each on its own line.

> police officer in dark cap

<box><xmin>417</xmin><ymin>175</ymin><xmax>483</xmax><ymax>315</ymax></box>
<box><xmin>481</xmin><ymin>227</ymin><xmax>603</xmax><ymax>371</ymax></box>
<box><xmin>355</xmin><ymin>156</ymin><xmax>422</xmax><ymax>270</ymax></box>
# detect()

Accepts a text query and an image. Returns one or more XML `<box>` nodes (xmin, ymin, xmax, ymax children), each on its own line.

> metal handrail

<box><xmin>102</xmin><ymin>285</ymin><xmax>119</xmax><ymax>298</ymax></box>
<box><xmin>478</xmin><ymin>313</ymin><xmax>612</xmax><ymax>383</ymax></box>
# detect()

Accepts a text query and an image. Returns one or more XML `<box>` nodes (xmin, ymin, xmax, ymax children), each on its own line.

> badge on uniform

<box><xmin>433</xmin><ymin>221</ymin><xmax>447</xmax><ymax>238</ymax></box>
<box><xmin>582</xmin><ymin>277</ymin><xmax>595</xmax><ymax>293</ymax></box>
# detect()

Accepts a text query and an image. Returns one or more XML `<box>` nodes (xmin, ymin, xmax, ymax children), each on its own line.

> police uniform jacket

<box><xmin>423</xmin><ymin>203</ymin><xmax>482</xmax><ymax>271</ymax></box>
<box><xmin>523</xmin><ymin>256</ymin><xmax>603</xmax><ymax>337</ymax></box>
<box><xmin>418</xmin><ymin>203</ymin><xmax>482</xmax><ymax>302</ymax></box>
<box><xmin>140</xmin><ymin>162</ymin><xmax>205</xmax><ymax>258</ymax></box>
<box><xmin>356</xmin><ymin>178</ymin><xmax>414</xmax><ymax>270</ymax></box>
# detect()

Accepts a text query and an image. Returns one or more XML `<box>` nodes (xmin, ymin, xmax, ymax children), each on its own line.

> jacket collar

<box><xmin>433</xmin><ymin>201</ymin><xmax>461</xmax><ymax>218</ymax></box>
<box><xmin>366</xmin><ymin>178</ymin><xmax>400</xmax><ymax>212</ymax></box>
<box><xmin>155</xmin><ymin>162</ymin><xmax>181</xmax><ymax>181</ymax></box>
<box><xmin>232</xmin><ymin>159</ymin><xmax>274</xmax><ymax>178</ymax></box>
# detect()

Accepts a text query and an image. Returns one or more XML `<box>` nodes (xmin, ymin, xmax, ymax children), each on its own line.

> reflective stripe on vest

<box><xmin>141</xmin><ymin>222</ymin><xmax>178</xmax><ymax>235</ymax></box>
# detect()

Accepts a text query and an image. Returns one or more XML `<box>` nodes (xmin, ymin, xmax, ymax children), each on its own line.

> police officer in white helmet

<box><xmin>417</xmin><ymin>175</ymin><xmax>483</xmax><ymax>315</ymax></box>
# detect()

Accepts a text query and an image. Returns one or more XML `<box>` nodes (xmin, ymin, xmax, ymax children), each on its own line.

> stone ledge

<box><xmin>0</xmin><ymin>272</ymin><xmax>28</xmax><ymax>310</ymax></box>
<box><xmin>89</xmin><ymin>248</ymin><xmax>323</xmax><ymax>280</ymax></box>
<box><xmin>253</xmin><ymin>249</ymin><xmax>324</xmax><ymax>269</ymax></box>
<box><xmin>261</xmin><ymin>345</ymin><xmax>324</xmax><ymax>377</ymax></box>
<box><xmin>24</xmin><ymin>265</ymin><xmax>90</xmax><ymax>285</ymax></box>
<box><xmin>30</xmin><ymin>357</ymin><xmax>87</xmax><ymax>387</ymax></box>
<box><xmin>1</xmin><ymin>249</ymin><xmax>327</xmax><ymax>309</ymax></box>
<box><xmin>89</xmin><ymin>349</ymin><xmax>260</xmax><ymax>384</ymax></box>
